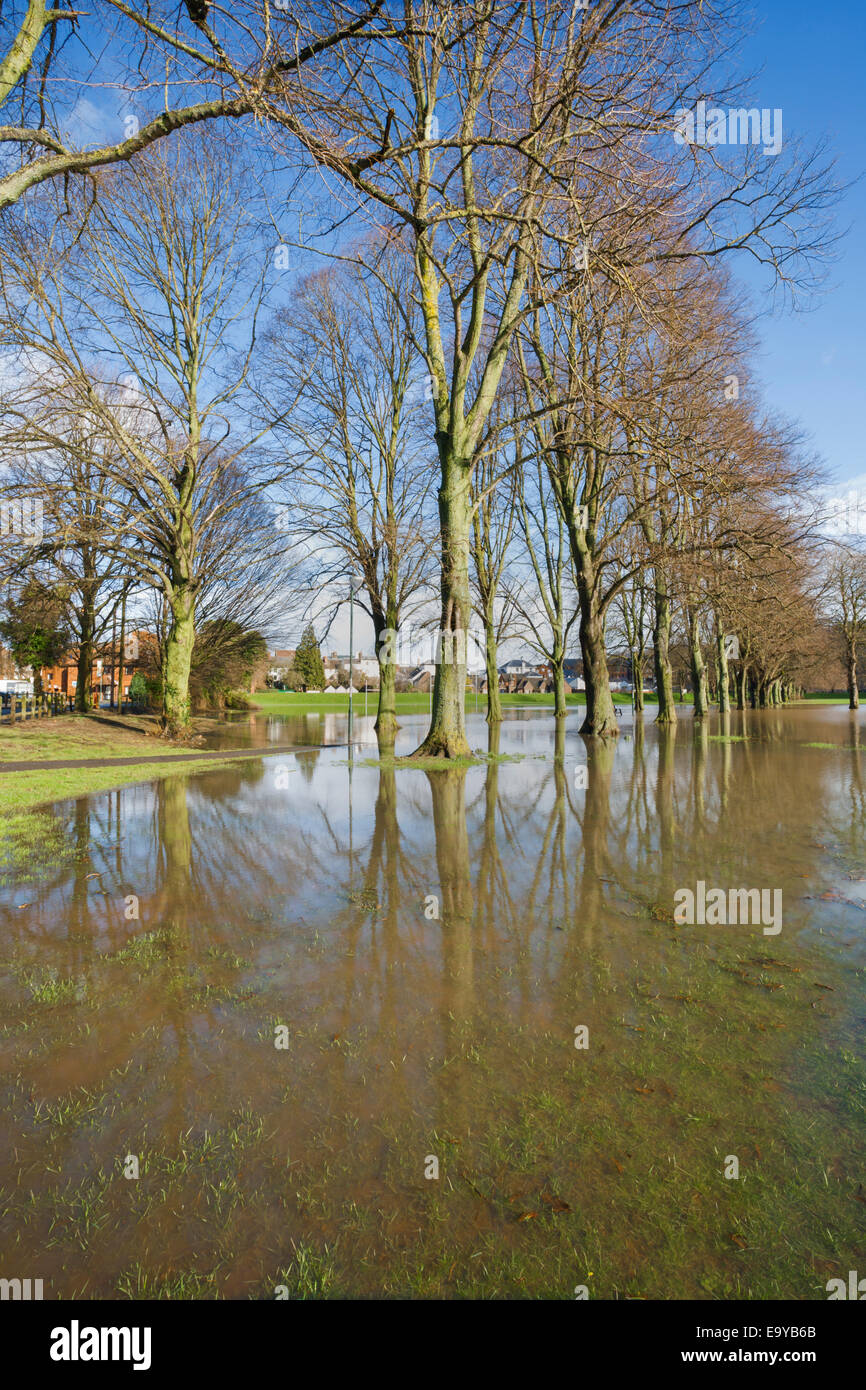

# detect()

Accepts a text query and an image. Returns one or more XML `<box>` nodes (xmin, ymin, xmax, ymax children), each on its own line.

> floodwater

<box><xmin>1</xmin><ymin>706</ymin><xmax>864</xmax><ymax>1299</ymax></box>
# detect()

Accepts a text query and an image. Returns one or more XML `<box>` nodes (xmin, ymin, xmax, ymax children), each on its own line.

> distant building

<box><xmin>498</xmin><ymin>658</ymin><xmax>536</xmax><ymax>678</ymax></box>
<box><xmin>406</xmin><ymin>663</ymin><xmax>435</xmax><ymax>692</ymax></box>
<box><xmin>40</xmin><ymin>630</ymin><xmax>157</xmax><ymax>703</ymax></box>
<box><xmin>324</xmin><ymin>651</ymin><xmax>380</xmax><ymax>682</ymax></box>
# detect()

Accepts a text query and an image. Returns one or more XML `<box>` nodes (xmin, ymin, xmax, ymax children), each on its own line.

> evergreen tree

<box><xmin>294</xmin><ymin>625</ymin><xmax>325</xmax><ymax>691</ymax></box>
<box><xmin>0</xmin><ymin>578</ymin><xmax>68</xmax><ymax>697</ymax></box>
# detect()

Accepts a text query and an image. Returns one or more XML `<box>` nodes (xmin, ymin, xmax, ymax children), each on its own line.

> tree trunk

<box><xmin>484</xmin><ymin>615</ymin><xmax>502</xmax><ymax>725</ymax></box>
<box><xmin>848</xmin><ymin>643</ymin><xmax>859</xmax><ymax>710</ymax></box>
<box><xmin>552</xmin><ymin>652</ymin><xmax>568</xmax><ymax>719</ymax></box>
<box><xmin>631</xmin><ymin>647</ymin><xmax>644</xmax><ymax>714</ymax></box>
<box><xmin>716</xmin><ymin>626</ymin><xmax>730</xmax><ymax>715</ymax></box>
<box><xmin>688</xmin><ymin>605</ymin><xmax>708</xmax><ymax>718</ymax></box>
<box><xmin>374</xmin><ymin>609</ymin><xmax>398</xmax><ymax>742</ymax></box>
<box><xmin>572</xmin><ymin>540</ymin><xmax>617</xmax><ymax>737</ymax></box>
<box><xmin>736</xmin><ymin>663</ymin><xmax>747</xmax><ymax>711</ymax></box>
<box><xmin>414</xmin><ymin>460</ymin><xmax>472</xmax><ymax>758</ymax></box>
<box><xmin>578</xmin><ymin>610</ymin><xmax>618</xmax><ymax>736</ymax></box>
<box><xmin>653</xmin><ymin>583</ymin><xmax>677</xmax><ymax>725</ymax></box>
<box><xmin>75</xmin><ymin>599</ymin><xmax>95</xmax><ymax>713</ymax></box>
<box><xmin>118</xmin><ymin>588</ymin><xmax>127</xmax><ymax>715</ymax></box>
<box><xmin>161</xmin><ymin>582</ymin><xmax>195</xmax><ymax>737</ymax></box>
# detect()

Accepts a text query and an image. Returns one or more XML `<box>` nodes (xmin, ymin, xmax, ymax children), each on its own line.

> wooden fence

<box><xmin>0</xmin><ymin>692</ymin><xmax>74</xmax><ymax>721</ymax></box>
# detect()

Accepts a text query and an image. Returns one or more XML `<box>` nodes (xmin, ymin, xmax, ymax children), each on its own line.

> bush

<box><xmin>128</xmin><ymin>671</ymin><xmax>154</xmax><ymax>710</ymax></box>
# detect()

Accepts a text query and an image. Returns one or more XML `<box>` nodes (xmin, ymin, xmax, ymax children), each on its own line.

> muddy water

<box><xmin>1</xmin><ymin>707</ymin><xmax>864</xmax><ymax>1299</ymax></box>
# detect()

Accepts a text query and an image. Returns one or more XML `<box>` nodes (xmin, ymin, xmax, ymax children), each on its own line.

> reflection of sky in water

<box><xmin>3</xmin><ymin>706</ymin><xmax>865</xmax><ymax>971</ymax></box>
<box><xmin>2</xmin><ymin>704</ymin><xmax>865</xmax><ymax>1301</ymax></box>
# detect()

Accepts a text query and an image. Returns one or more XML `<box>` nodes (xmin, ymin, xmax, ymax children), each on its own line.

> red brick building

<box><xmin>41</xmin><ymin>631</ymin><xmax>158</xmax><ymax>704</ymax></box>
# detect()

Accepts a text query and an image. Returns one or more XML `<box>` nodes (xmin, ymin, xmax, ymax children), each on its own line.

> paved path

<box><xmin>0</xmin><ymin>744</ymin><xmax>345</xmax><ymax>773</ymax></box>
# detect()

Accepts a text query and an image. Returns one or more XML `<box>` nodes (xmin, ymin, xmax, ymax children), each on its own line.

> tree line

<box><xmin>0</xmin><ymin>3</ymin><xmax>861</xmax><ymax>752</ymax></box>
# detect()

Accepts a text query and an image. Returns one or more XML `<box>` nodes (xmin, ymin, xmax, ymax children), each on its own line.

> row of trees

<box><xmin>0</xmin><ymin>3</ymin><xmax>858</xmax><ymax>750</ymax></box>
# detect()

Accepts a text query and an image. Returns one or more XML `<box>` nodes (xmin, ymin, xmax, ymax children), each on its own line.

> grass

<box><xmin>2</xmin><ymin>876</ymin><xmax>862</xmax><ymax>1299</ymax></box>
<box><xmin>0</xmin><ymin>713</ymin><xmax>241</xmax><ymax>876</ymax></box>
<box><xmin>252</xmin><ymin>689</ymin><xmax>637</xmax><ymax>713</ymax></box>
<box><xmin>799</xmin><ymin>694</ymin><xmax>859</xmax><ymax>705</ymax></box>
<box><xmin>0</xmin><ymin>711</ymin><xmax>197</xmax><ymax>763</ymax></box>
<box><xmin>360</xmin><ymin>750</ymin><xmax>530</xmax><ymax>772</ymax></box>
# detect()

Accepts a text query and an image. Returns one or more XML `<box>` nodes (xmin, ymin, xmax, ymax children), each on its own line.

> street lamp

<box><xmin>347</xmin><ymin>571</ymin><xmax>362</xmax><ymax>758</ymax></box>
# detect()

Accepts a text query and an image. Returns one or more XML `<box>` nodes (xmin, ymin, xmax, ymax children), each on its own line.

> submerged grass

<box><xmin>1</xmin><ymin>706</ymin><xmax>864</xmax><ymax>1299</ymax></box>
<box><xmin>1</xmin><ymin>899</ymin><xmax>862</xmax><ymax>1299</ymax></box>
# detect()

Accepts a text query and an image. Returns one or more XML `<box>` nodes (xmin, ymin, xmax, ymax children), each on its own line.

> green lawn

<box><xmin>252</xmin><ymin>689</ymin><xmax>639</xmax><ymax>712</ymax></box>
<box><xmin>0</xmin><ymin>715</ymin><xmax>239</xmax><ymax>868</ymax></box>
<box><xmin>799</xmin><ymin>693</ymin><xmax>858</xmax><ymax>704</ymax></box>
<box><xmin>0</xmin><ymin>712</ymin><xmax>200</xmax><ymax>764</ymax></box>
<box><xmin>255</xmin><ymin>689</ymin><xmax>859</xmax><ymax>713</ymax></box>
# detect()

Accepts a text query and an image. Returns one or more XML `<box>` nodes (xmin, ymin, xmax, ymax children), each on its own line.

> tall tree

<box><xmin>824</xmin><ymin>545</ymin><xmax>866</xmax><ymax>711</ymax></box>
<box><xmin>0</xmin><ymin>3</ymin><xmax>385</xmax><ymax>208</ymax></box>
<box><xmin>266</xmin><ymin>248</ymin><xmax>433</xmax><ymax>743</ymax></box>
<box><xmin>0</xmin><ymin>134</ymin><xmax>285</xmax><ymax>735</ymax></box>
<box><xmin>294</xmin><ymin>624</ymin><xmax>325</xmax><ymax>691</ymax></box>
<box><xmin>0</xmin><ymin>574</ymin><xmax>67</xmax><ymax>695</ymax></box>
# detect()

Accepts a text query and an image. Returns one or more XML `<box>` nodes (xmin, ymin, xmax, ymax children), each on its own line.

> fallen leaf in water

<box><xmin>750</xmin><ymin>956</ymin><xmax>799</xmax><ymax>973</ymax></box>
<box><xmin>813</xmin><ymin>982</ymin><xmax>834</xmax><ymax>991</ymax></box>
<box><xmin>541</xmin><ymin>1192</ymin><xmax>571</xmax><ymax>1213</ymax></box>
<box><xmin>814</xmin><ymin>892</ymin><xmax>866</xmax><ymax>912</ymax></box>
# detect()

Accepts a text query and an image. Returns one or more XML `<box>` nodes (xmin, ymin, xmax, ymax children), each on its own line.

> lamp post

<box><xmin>348</xmin><ymin>575</ymin><xmax>355</xmax><ymax>758</ymax></box>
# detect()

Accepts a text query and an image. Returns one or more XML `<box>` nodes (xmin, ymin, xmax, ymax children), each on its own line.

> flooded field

<box><xmin>1</xmin><ymin>706</ymin><xmax>864</xmax><ymax>1299</ymax></box>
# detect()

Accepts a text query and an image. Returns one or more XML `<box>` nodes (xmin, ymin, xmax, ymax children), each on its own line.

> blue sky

<box><xmin>736</xmin><ymin>1</ymin><xmax>865</xmax><ymax>487</ymax></box>
<box><xmin>290</xmin><ymin>1</ymin><xmax>866</xmax><ymax>653</ymax></box>
<box><xmin>44</xmin><ymin>2</ymin><xmax>863</xmax><ymax>494</ymax></box>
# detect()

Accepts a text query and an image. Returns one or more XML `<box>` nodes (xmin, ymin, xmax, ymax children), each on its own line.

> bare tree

<box><xmin>470</xmin><ymin>397</ymin><xmax>519</xmax><ymax>725</ymax></box>
<box><xmin>265</xmin><ymin>246</ymin><xmax>434</xmax><ymax>743</ymax></box>
<box><xmin>824</xmin><ymin>544</ymin><xmax>866</xmax><ymax>710</ymax></box>
<box><xmin>0</xmin><ymin>2</ymin><xmax>385</xmax><ymax>207</ymax></box>
<box><xmin>0</xmin><ymin>134</ymin><xmax>290</xmax><ymax>734</ymax></box>
<box><xmin>0</xmin><ymin>405</ymin><xmax>130</xmax><ymax>708</ymax></box>
<box><xmin>513</xmin><ymin>448</ymin><xmax>578</xmax><ymax>719</ymax></box>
